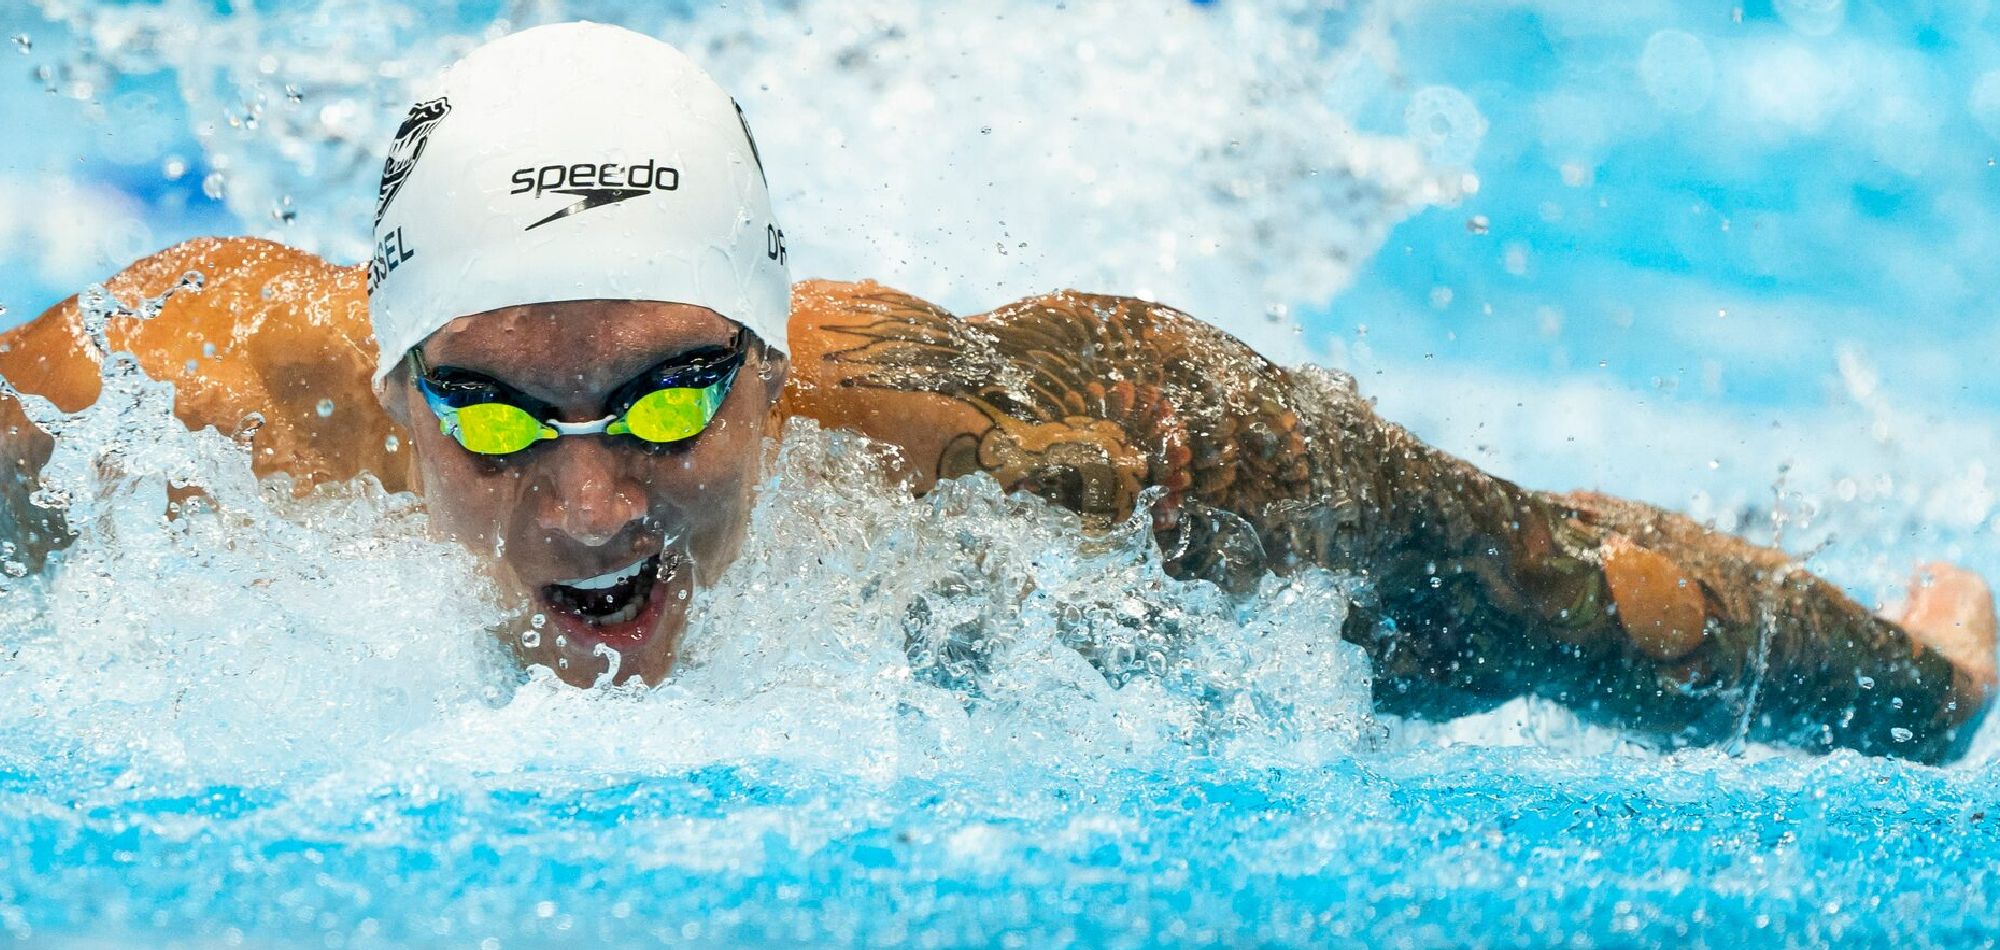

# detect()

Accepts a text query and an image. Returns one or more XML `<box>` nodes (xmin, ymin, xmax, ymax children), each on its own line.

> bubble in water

<box><xmin>1639</xmin><ymin>30</ymin><xmax>1714</xmax><ymax>114</ymax></box>
<box><xmin>1971</xmin><ymin>70</ymin><xmax>2000</xmax><ymax>144</ymax></box>
<box><xmin>1404</xmin><ymin>86</ymin><xmax>1486</xmax><ymax>168</ymax></box>
<box><xmin>10</xmin><ymin>34</ymin><xmax>27</xmax><ymax>54</ymax></box>
<box><xmin>315</xmin><ymin>398</ymin><xmax>334</xmax><ymax>418</ymax></box>
<box><xmin>384</xmin><ymin>433</ymin><xmax>400</xmax><ymax>452</ymax></box>
<box><xmin>1776</xmin><ymin>0</ymin><xmax>1846</xmax><ymax>37</ymax></box>
<box><xmin>201</xmin><ymin>172</ymin><xmax>226</xmax><ymax>199</ymax></box>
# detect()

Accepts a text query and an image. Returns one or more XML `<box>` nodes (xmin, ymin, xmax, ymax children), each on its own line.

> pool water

<box><xmin>5</xmin><ymin>1</ymin><xmax>2000</xmax><ymax>948</ymax></box>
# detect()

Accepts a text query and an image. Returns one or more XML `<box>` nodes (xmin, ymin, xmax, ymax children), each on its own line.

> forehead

<box><xmin>422</xmin><ymin>299</ymin><xmax>737</xmax><ymax>394</ymax></box>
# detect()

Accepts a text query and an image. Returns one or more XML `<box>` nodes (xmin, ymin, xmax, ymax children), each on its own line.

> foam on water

<box><xmin>0</xmin><ymin>281</ymin><xmax>1374</xmax><ymax>804</ymax></box>
<box><xmin>3</xmin><ymin>285</ymin><xmax>1998</xmax><ymax>950</ymax></box>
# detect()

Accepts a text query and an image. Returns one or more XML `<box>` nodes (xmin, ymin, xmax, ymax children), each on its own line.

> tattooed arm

<box><xmin>781</xmin><ymin>279</ymin><xmax>1994</xmax><ymax>762</ymax></box>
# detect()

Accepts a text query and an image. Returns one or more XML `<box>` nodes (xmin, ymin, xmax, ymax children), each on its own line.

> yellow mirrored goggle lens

<box><xmin>609</xmin><ymin>385</ymin><xmax>725</xmax><ymax>444</ymax></box>
<box><xmin>448</xmin><ymin>401</ymin><xmax>554</xmax><ymax>455</ymax></box>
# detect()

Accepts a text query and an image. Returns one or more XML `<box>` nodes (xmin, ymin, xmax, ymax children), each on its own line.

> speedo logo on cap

<box><xmin>509</xmin><ymin>160</ymin><xmax>682</xmax><ymax>231</ymax></box>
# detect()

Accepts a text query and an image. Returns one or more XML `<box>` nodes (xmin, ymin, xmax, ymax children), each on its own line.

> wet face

<box><xmin>384</xmin><ymin>300</ymin><xmax>786</xmax><ymax>687</ymax></box>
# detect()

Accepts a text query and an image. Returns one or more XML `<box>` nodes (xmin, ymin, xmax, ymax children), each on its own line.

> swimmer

<box><xmin>1</xmin><ymin>23</ymin><xmax>1992</xmax><ymax>761</ymax></box>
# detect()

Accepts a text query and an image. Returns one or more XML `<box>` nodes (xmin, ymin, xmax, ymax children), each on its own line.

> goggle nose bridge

<box><xmin>546</xmin><ymin>415</ymin><xmax>619</xmax><ymax>437</ymax></box>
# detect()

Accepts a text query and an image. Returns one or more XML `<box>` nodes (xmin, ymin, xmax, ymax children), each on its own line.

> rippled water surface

<box><xmin>5</xmin><ymin>1</ymin><xmax>2000</xmax><ymax>947</ymax></box>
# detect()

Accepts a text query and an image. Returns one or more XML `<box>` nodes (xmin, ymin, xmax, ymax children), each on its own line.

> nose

<box><xmin>532</xmin><ymin>437</ymin><xmax>646</xmax><ymax>547</ymax></box>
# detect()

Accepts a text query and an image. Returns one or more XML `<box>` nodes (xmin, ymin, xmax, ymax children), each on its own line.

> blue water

<box><xmin>10</xmin><ymin>751</ymin><xmax>2000</xmax><ymax>949</ymax></box>
<box><xmin>4</xmin><ymin>1</ymin><xmax>2000</xmax><ymax>948</ymax></box>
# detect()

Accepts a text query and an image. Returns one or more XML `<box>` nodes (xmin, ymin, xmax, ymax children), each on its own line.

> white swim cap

<box><xmin>366</xmin><ymin>21</ymin><xmax>790</xmax><ymax>386</ymax></box>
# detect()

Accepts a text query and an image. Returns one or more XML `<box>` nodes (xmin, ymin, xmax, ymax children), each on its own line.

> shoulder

<box><xmin>1</xmin><ymin>236</ymin><xmax>366</xmax><ymax>406</ymax></box>
<box><xmin>0</xmin><ymin>236</ymin><xmax>400</xmax><ymax>489</ymax></box>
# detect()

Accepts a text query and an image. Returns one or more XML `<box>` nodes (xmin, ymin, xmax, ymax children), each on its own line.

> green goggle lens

<box><xmin>446</xmin><ymin>401</ymin><xmax>556</xmax><ymax>455</ymax></box>
<box><xmin>607</xmin><ymin>385</ymin><xmax>725</xmax><ymax>443</ymax></box>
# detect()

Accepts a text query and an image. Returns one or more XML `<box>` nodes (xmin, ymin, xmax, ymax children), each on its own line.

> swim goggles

<box><xmin>409</xmin><ymin>328</ymin><xmax>748</xmax><ymax>456</ymax></box>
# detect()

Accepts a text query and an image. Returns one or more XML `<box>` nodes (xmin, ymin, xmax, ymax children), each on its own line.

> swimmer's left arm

<box><xmin>782</xmin><ymin>279</ymin><xmax>1992</xmax><ymax>762</ymax></box>
<box><xmin>1352</xmin><ymin>416</ymin><xmax>1992</xmax><ymax>761</ymax></box>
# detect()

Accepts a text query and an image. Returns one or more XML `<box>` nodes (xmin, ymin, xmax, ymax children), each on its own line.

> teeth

<box><xmin>556</xmin><ymin>557</ymin><xmax>651</xmax><ymax>591</ymax></box>
<box><xmin>593</xmin><ymin>599</ymin><xmax>643</xmax><ymax>625</ymax></box>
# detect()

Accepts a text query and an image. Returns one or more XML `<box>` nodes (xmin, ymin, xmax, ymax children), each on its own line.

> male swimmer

<box><xmin>1</xmin><ymin>23</ymin><xmax>1994</xmax><ymax>761</ymax></box>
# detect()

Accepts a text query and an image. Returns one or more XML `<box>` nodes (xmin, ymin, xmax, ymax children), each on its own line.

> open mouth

<box><xmin>538</xmin><ymin>552</ymin><xmax>681</xmax><ymax>646</ymax></box>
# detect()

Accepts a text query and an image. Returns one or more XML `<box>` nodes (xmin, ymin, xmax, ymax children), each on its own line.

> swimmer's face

<box><xmin>384</xmin><ymin>300</ymin><xmax>787</xmax><ymax>687</ymax></box>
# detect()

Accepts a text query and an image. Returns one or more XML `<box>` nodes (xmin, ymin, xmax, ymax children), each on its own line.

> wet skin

<box><xmin>0</xmin><ymin>238</ymin><xmax>1992</xmax><ymax>761</ymax></box>
<box><xmin>380</xmin><ymin>300</ymin><xmax>788</xmax><ymax>687</ymax></box>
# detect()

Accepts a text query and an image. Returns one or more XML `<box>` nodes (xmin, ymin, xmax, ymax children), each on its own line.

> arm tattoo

<box><xmin>817</xmin><ymin>286</ymin><xmax>1976</xmax><ymax>761</ymax></box>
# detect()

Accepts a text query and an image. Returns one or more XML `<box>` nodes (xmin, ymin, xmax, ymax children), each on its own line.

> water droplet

<box><xmin>1890</xmin><ymin>727</ymin><xmax>1913</xmax><ymax>743</ymax></box>
<box><xmin>315</xmin><ymin>398</ymin><xmax>334</xmax><ymax>418</ymax></box>
<box><xmin>1466</xmin><ymin>215</ymin><xmax>1489</xmax><ymax>234</ymax></box>
<box><xmin>10</xmin><ymin>35</ymin><xmax>28</xmax><ymax>54</ymax></box>
<box><xmin>201</xmin><ymin>172</ymin><xmax>226</xmax><ymax>200</ymax></box>
<box><xmin>162</xmin><ymin>156</ymin><xmax>188</xmax><ymax>180</ymax></box>
<box><xmin>1</xmin><ymin>561</ymin><xmax>25</xmax><ymax>578</ymax></box>
<box><xmin>383</xmin><ymin>434</ymin><xmax>400</xmax><ymax>452</ymax></box>
<box><xmin>1857</xmin><ymin>675</ymin><xmax>1874</xmax><ymax>689</ymax></box>
<box><xmin>520</xmin><ymin>627</ymin><xmax>541</xmax><ymax>648</ymax></box>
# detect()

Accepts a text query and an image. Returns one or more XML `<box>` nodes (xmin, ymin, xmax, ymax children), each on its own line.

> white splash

<box><xmin>27</xmin><ymin>0</ymin><xmax>1462</xmax><ymax>361</ymax></box>
<box><xmin>0</xmin><ymin>283</ymin><xmax>1375</xmax><ymax>799</ymax></box>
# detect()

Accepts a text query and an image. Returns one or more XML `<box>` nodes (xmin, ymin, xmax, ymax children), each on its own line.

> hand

<box><xmin>1895</xmin><ymin>562</ymin><xmax>1999</xmax><ymax>710</ymax></box>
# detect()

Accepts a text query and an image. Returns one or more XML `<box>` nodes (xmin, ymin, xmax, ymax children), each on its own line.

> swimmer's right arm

<box><xmin>0</xmin><ymin>237</ymin><xmax>408</xmax><ymax>570</ymax></box>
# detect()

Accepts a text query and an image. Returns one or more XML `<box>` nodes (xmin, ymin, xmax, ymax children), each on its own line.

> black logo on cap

<box><xmin>734</xmin><ymin>98</ymin><xmax>767</xmax><ymax>186</ymax></box>
<box><xmin>374</xmin><ymin>97</ymin><xmax>451</xmax><ymax>228</ymax></box>
<box><xmin>509</xmin><ymin>160</ymin><xmax>682</xmax><ymax>231</ymax></box>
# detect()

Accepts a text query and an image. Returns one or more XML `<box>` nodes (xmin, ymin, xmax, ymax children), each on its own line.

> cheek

<box><xmin>411</xmin><ymin>434</ymin><xmax>523</xmax><ymax>544</ymax></box>
<box><xmin>642</xmin><ymin>392</ymin><xmax>773</xmax><ymax>562</ymax></box>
